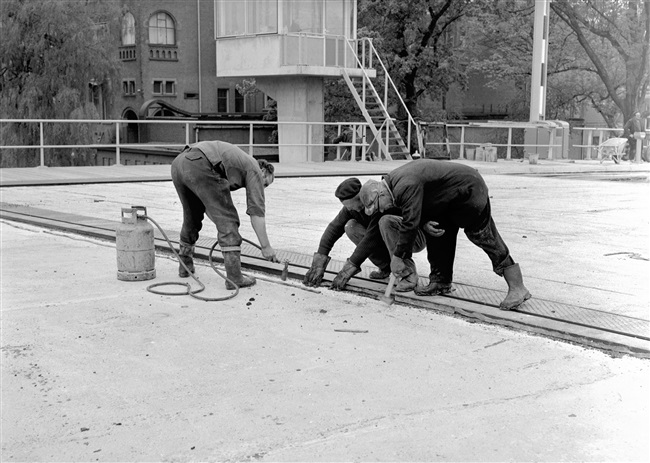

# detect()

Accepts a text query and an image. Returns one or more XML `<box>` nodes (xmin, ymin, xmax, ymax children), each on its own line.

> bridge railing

<box><xmin>0</xmin><ymin>118</ymin><xmax>376</xmax><ymax>167</ymax></box>
<box><xmin>1</xmin><ymin>118</ymin><xmax>647</xmax><ymax>167</ymax></box>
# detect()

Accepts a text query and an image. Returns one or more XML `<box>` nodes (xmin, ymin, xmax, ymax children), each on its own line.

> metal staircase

<box><xmin>341</xmin><ymin>71</ymin><xmax>411</xmax><ymax>160</ymax></box>
<box><xmin>341</xmin><ymin>38</ymin><xmax>419</xmax><ymax>161</ymax></box>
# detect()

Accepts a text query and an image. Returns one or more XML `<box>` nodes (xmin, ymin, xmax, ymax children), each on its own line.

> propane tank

<box><xmin>116</xmin><ymin>206</ymin><xmax>156</xmax><ymax>281</ymax></box>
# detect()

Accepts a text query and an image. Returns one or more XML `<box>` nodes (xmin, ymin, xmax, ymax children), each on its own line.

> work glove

<box><xmin>390</xmin><ymin>255</ymin><xmax>412</xmax><ymax>278</ymax></box>
<box><xmin>330</xmin><ymin>260</ymin><xmax>361</xmax><ymax>291</ymax></box>
<box><xmin>423</xmin><ymin>220</ymin><xmax>445</xmax><ymax>237</ymax></box>
<box><xmin>303</xmin><ymin>252</ymin><xmax>331</xmax><ymax>287</ymax></box>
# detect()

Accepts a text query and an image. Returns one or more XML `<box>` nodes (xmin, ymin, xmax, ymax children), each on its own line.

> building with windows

<box><xmin>115</xmin><ymin>0</ymin><xmax>271</xmax><ymax>145</ymax></box>
<box><xmin>110</xmin><ymin>0</ymin><xmax>414</xmax><ymax>164</ymax></box>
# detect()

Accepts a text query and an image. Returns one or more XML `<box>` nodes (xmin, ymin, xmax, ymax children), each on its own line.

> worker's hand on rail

<box><xmin>423</xmin><ymin>221</ymin><xmax>445</xmax><ymax>237</ymax></box>
<box><xmin>261</xmin><ymin>245</ymin><xmax>280</xmax><ymax>263</ymax></box>
<box><xmin>330</xmin><ymin>260</ymin><xmax>361</xmax><ymax>290</ymax></box>
<box><xmin>303</xmin><ymin>252</ymin><xmax>331</xmax><ymax>287</ymax></box>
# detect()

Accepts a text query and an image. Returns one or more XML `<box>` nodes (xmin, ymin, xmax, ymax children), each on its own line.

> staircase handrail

<box><xmin>342</xmin><ymin>39</ymin><xmax>392</xmax><ymax>123</ymax></box>
<box><xmin>361</xmin><ymin>38</ymin><xmax>420</xmax><ymax>154</ymax></box>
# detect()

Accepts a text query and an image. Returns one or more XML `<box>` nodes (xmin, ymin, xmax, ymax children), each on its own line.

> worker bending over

<box><xmin>359</xmin><ymin>159</ymin><xmax>531</xmax><ymax>310</ymax></box>
<box><xmin>171</xmin><ymin>141</ymin><xmax>278</xmax><ymax>289</ymax></box>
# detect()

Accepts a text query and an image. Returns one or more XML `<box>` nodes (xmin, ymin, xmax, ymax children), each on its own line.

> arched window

<box><xmin>121</xmin><ymin>12</ymin><xmax>135</xmax><ymax>46</ymax></box>
<box><xmin>149</xmin><ymin>12</ymin><xmax>175</xmax><ymax>45</ymax></box>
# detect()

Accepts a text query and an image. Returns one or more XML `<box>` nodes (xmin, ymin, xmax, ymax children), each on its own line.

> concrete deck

<box><xmin>2</xmin><ymin>158</ymin><xmax>650</xmax><ymax>461</ymax></box>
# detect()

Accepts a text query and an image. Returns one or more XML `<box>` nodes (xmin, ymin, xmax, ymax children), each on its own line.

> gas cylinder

<box><xmin>116</xmin><ymin>206</ymin><xmax>156</xmax><ymax>281</ymax></box>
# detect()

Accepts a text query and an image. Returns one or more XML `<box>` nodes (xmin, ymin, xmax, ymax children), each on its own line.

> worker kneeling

<box><xmin>303</xmin><ymin>177</ymin><xmax>425</xmax><ymax>291</ymax></box>
<box><xmin>171</xmin><ymin>141</ymin><xmax>279</xmax><ymax>289</ymax></box>
<box><xmin>359</xmin><ymin>159</ymin><xmax>531</xmax><ymax>310</ymax></box>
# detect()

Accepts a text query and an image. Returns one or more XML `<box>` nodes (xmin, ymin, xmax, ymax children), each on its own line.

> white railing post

<box><xmin>385</xmin><ymin>122</ymin><xmax>389</xmax><ymax>158</ymax></box>
<box><xmin>384</xmin><ymin>74</ymin><xmax>388</xmax><ymax>109</ymax></box>
<box><xmin>336</xmin><ymin>124</ymin><xmax>342</xmax><ymax>160</ymax></box>
<box><xmin>597</xmin><ymin>129</ymin><xmax>605</xmax><ymax>161</ymax></box>
<box><xmin>548</xmin><ymin>127</ymin><xmax>555</xmax><ymax>159</ymax></box>
<box><xmin>458</xmin><ymin>126</ymin><xmax>465</xmax><ymax>159</ymax></box>
<box><xmin>185</xmin><ymin>122</ymin><xmax>190</xmax><ymax>146</ymax></box>
<box><xmin>634</xmin><ymin>137</ymin><xmax>643</xmax><ymax>163</ymax></box>
<box><xmin>115</xmin><ymin>121</ymin><xmax>121</xmax><ymax>165</ymax></box>
<box><xmin>586</xmin><ymin>129</ymin><xmax>593</xmax><ymax>160</ymax></box>
<box><xmin>39</xmin><ymin>122</ymin><xmax>45</xmax><ymax>167</ymax></box>
<box><xmin>506</xmin><ymin>128</ymin><xmax>512</xmax><ymax>160</ymax></box>
<box><xmin>353</xmin><ymin>124</ymin><xmax>360</xmax><ymax>162</ymax></box>
<box><xmin>249</xmin><ymin>123</ymin><xmax>254</xmax><ymax>157</ymax></box>
<box><xmin>307</xmin><ymin>123</ymin><xmax>313</xmax><ymax>162</ymax></box>
<box><xmin>406</xmin><ymin>122</ymin><xmax>411</xmax><ymax>154</ymax></box>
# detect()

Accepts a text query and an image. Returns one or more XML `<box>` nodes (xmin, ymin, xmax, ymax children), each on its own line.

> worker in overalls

<box><xmin>171</xmin><ymin>141</ymin><xmax>278</xmax><ymax>289</ymax></box>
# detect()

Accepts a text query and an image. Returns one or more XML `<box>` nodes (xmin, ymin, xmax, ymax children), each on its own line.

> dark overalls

<box><xmin>170</xmin><ymin>141</ymin><xmax>265</xmax><ymax>251</ymax></box>
<box><xmin>385</xmin><ymin>159</ymin><xmax>514</xmax><ymax>284</ymax></box>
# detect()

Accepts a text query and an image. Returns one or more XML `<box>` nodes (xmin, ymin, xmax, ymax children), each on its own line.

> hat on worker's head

<box><xmin>359</xmin><ymin>179</ymin><xmax>381</xmax><ymax>207</ymax></box>
<box><xmin>335</xmin><ymin>177</ymin><xmax>362</xmax><ymax>200</ymax></box>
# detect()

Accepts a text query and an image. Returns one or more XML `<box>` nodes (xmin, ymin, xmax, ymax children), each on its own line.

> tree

<box><xmin>357</xmin><ymin>0</ymin><xmax>475</xmax><ymax>120</ymax></box>
<box><xmin>0</xmin><ymin>0</ymin><xmax>121</xmax><ymax>167</ymax></box>
<box><xmin>550</xmin><ymin>0</ymin><xmax>650</xmax><ymax>125</ymax></box>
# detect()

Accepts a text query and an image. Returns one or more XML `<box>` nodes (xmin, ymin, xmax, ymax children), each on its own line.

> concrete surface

<box><xmin>2</xmin><ymin>159</ymin><xmax>650</xmax><ymax>461</ymax></box>
<box><xmin>2</xmin><ymin>221</ymin><xmax>649</xmax><ymax>462</ymax></box>
<box><xmin>1</xmin><ymin>162</ymin><xmax>648</xmax><ymax>320</ymax></box>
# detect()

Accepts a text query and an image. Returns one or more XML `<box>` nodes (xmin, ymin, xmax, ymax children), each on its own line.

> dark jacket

<box><xmin>317</xmin><ymin>207</ymin><xmax>370</xmax><ymax>256</ymax></box>
<box><xmin>384</xmin><ymin>159</ymin><xmax>488</xmax><ymax>258</ymax></box>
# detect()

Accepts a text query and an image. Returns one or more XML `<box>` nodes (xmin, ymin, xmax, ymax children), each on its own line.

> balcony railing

<box><xmin>118</xmin><ymin>46</ymin><xmax>136</xmax><ymax>61</ymax></box>
<box><xmin>1</xmin><ymin>118</ymin><xmax>646</xmax><ymax>167</ymax></box>
<box><xmin>281</xmin><ymin>34</ymin><xmax>360</xmax><ymax>69</ymax></box>
<box><xmin>148</xmin><ymin>45</ymin><xmax>178</xmax><ymax>61</ymax></box>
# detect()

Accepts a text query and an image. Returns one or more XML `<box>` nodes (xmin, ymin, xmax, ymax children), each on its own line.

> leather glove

<box><xmin>423</xmin><ymin>220</ymin><xmax>445</xmax><ymax>237</ymax></box>
<box><xmin>303</xmin><ymin>252</ymin><xmax>331</xmax><ymax>287</ymax></box>
<box><xmin>390</xmin><ymin>255</ymin><xmax>411</xmax><ymax>278</ymax></box>
<box><xmin>330</xmin><ymin>260</ymin><xmax>361</xmax><ymax>291</ymax></box>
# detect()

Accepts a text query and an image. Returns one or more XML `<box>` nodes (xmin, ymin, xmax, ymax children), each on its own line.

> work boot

<box><xmin>369</xmin><ymin>267</ymin><xmax>391</xmax><ymax>280</ymax></box>
<box><xmin>178</xmin><ymin>241</ymin><xmax>195</xmax><ymax>278</ymax></box>
<box><xmin>414</xmin><ymin>277</ymin><xmax>452</xmax><ymax>296</ymax></box>
<box><xmin>223</xmin><ymin>251</ymin><xmax>256</xmax><ymax>290</ymax></box>
<box><xmin>395</xmin><ymin>259</ymin><xmax>418</xmax><ymax>292</ymax></box>
<box><xmin>500</xmin><ymin>263</ymin><xmax>531</xmax><ymax>310</ymax></box>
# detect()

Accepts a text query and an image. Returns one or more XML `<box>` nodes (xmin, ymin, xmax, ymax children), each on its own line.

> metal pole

<box><xmin>597</xmin><ymin>129</ymin><xmax>605</xmax><ymax>161</ymax></box>
<box><xmin>407</xmin><ymin>122</ymin><xmax>411</xmax><ymax>154</ymax></box>
<box><xmin>249</xmin><ymin>123</ymin><xmax>254</xmax><ymax>157</ymax></box>
<box><xmin>529</xmin><ymin>0</ymin><xmax>550</xmax><ymax>122</ymax></box>
<box><xmin>336</xmin><ymin>124</ymin><xmax>342</xmax><ymax>160</ymax></box>
<box><xmin>115</xmin><ymin>121</ymin><xmax>121</xmax><ymax>165</ymax></box>
<box><xmin>307</xmin><ymin>124</ymin><xmax>313</xmax><ymax>162</ymax></box>
<box><xmin>634</xmin><ymin>137</ymin><xmax>642</xmax><ymax>163</ymax></box>
<box><xmin>39</xmin><ymin>122</ymin><xmax>45</xmax><ymax>167</ymax></box>
<box><xmin>458</xmin><ymin>126</ymin><xmax>465</xmax><ymax>160</ymax></box>
<box><xmin>548</xmin><ymin>127</ymin><xmax>555</xmax><ymax>159</ymax></box>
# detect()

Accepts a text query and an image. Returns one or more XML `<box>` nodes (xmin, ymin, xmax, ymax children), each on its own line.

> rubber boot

<box><xmin>414</xmin><ymin>275</ymin><xmax>452</xmax><ymax>296</ymax></box>
<box><xmin>500</xmin><ymin>263</ymin><xmax>531</xmax><ymax>310</ymax></box>
<box><xmin>223</xmin><ymin>251</ymin><xmax>256</xmax><ymax>290</ymax></box>
<box><xmin>395</xmin><ymin>258</ymin><xmax>418</xmax><ymax>292</ymax></box>
<box><xmin>369</xmin><ymin>267</ymin><xmax>391</xmax><ymax>280</ymax></box>
<box><xmin>178</xmin><ymin>242</ymin><xmax>195</xmax><ymax>278</ymax></box>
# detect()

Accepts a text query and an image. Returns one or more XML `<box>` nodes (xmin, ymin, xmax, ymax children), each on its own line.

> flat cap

<box><xmin>359</xmin><ymin>179</ymin><xmax>381</xmax><ymax>207</ymax></box>
<box><xmin>335</xmin><ymin>177</ymin><xmax>362</xmax><ymax>200</ymax></box>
